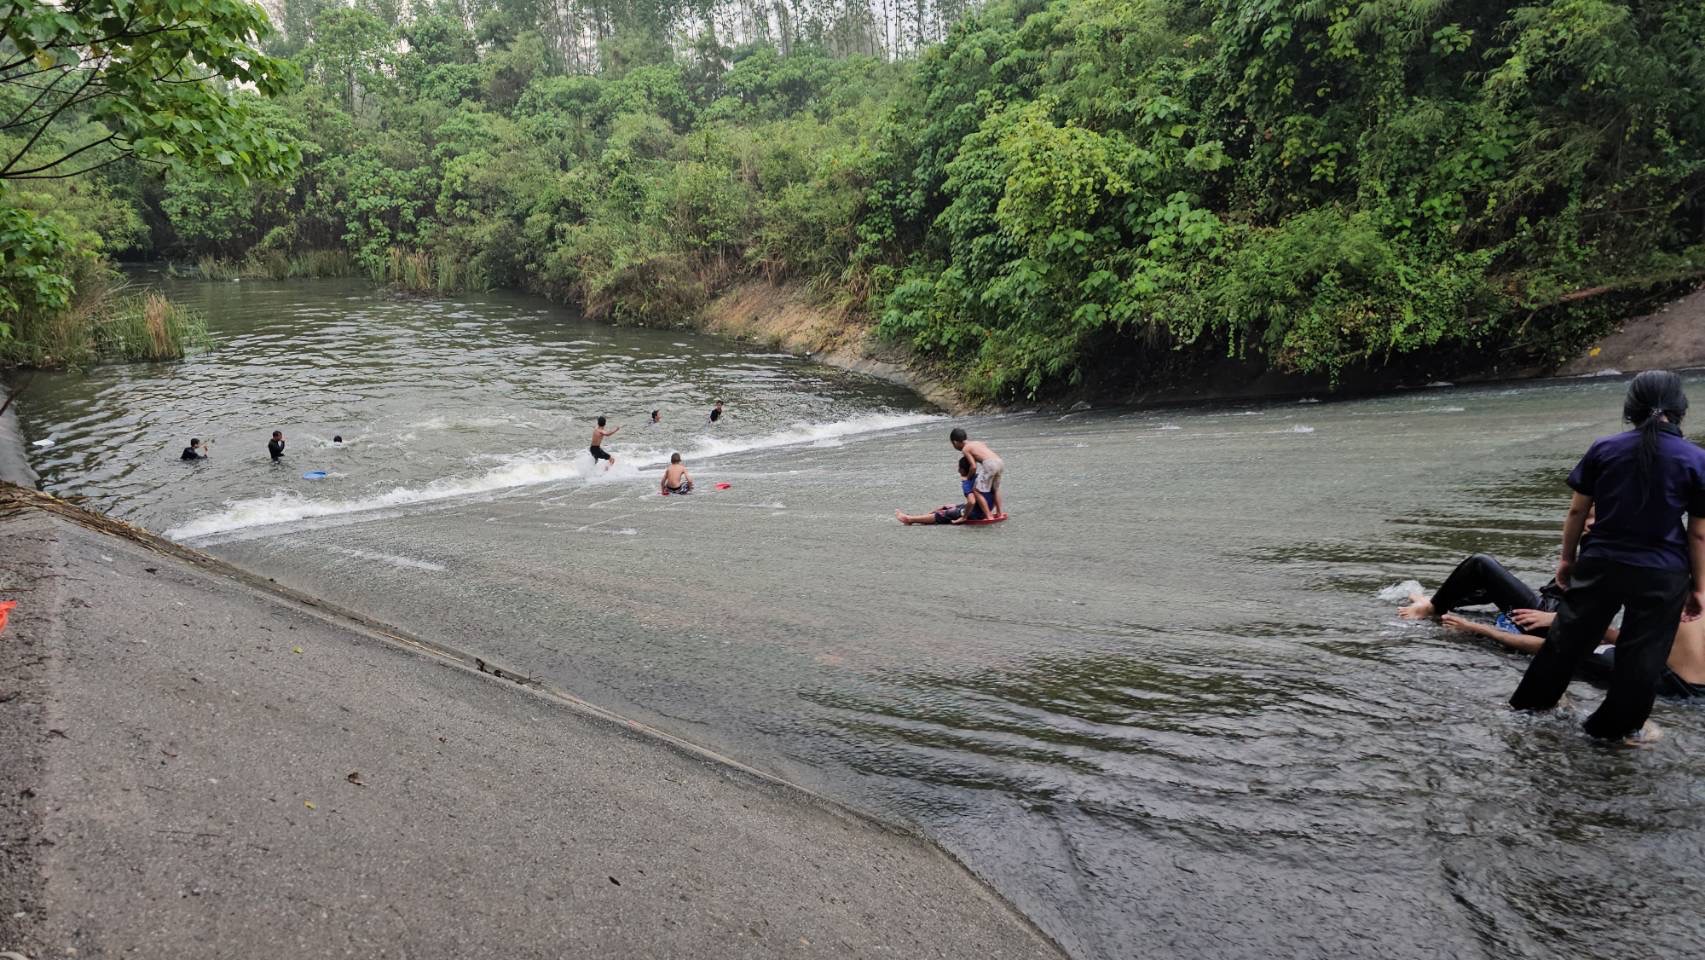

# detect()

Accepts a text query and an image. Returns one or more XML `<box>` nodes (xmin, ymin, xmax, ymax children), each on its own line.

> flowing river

<box><xmin>13</xmin><ymin>277</ymin><xmax>1705</xmax><ymax>960</ymax></box>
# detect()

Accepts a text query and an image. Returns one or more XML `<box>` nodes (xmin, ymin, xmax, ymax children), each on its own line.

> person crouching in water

<box><xmin>1509</xmin><ymin>370</ymin><xmax>1705</xmax><ymax>742</ymax></box>
<box><xmin>661</xmin><ymin>453</ymin><xmax>693</xmax><ymax>495</ymax></box>
<box><xmin>897</xmin><ymin>456</ymin><xmax>991</xmax><ymax>525</ymax></box>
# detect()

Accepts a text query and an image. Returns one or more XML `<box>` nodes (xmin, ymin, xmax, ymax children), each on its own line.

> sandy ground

<box><xmin>1559</xmin><ymin>283</ymin><xmax>1705</xmax><ymax>376</ymax></box>
<box><xmin>0</xmin><ymin>488</ymin><xmax>1062</xmax><ymax>960</ymax></box>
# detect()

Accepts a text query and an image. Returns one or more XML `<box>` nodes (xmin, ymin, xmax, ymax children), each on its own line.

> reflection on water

<box><xmin>16</xmin><ymin>280</ymin><xmax>1705</xmax><ymax>960</ymax></box>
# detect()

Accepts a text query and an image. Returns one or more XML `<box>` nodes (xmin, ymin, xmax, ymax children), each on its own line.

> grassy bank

<box><xmin>0</xmin><ymin>264</ymin><xmax>206</xmax><ymax>369</ymax></box>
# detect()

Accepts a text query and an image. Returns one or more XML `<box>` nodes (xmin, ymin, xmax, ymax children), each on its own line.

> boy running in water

<box><xmin>950</xmin><ymin>427</ymin><xmax>1005</xmax><ymax>517</ymax></box>
<box><xmin>589</xmin><ymin>416</ymin><xmax>620</xmax><ymax>471</ymax></box>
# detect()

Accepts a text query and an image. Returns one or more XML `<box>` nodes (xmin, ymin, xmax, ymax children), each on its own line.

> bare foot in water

<box><xmin>1624</xmin><ymin>721</ymin><xmax>1664</xmax><ymax>747</ymax></box>
<box><xmin>1398</xmin><ymin>591</ymin><xmax>1435</xmax><ymax>620</ymax></box>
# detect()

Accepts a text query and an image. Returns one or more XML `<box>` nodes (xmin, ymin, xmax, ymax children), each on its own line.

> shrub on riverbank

<box><xmin>0</xmin><ymin>268</ymin><xmax>206</xmax><ymax>368</ymax></box>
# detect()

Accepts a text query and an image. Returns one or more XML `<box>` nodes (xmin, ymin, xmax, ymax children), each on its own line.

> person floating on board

<box><xmin>267</xmin><ymin>430</ymin><xmax>286</xmax><ymax>462</ymax></box>
<box><xmin>661</xmin><ymin>453</ymin><xmax>693</xmax><ymax>495</ymax></box>
<box><xmin>950</xmin><ymin>427</ymin><xmax>1005</xmax><ymax>518</ymax></box>
<box><xmin>896</xmin><ymin>456</ymin><xmax>990</xmax><ymax>525</ymax></box>
<box><xmin>1509</xmin><ymin>370</ymin><xmax>1705</xmax><ymax>743</ymax></box>
<box><xmin>1435</xmin><ymin>604</ymin><xmax>1705</xmax><ymax>701</ymax></box>
<box><xmin>648</xmin><ymin>410</ymin><xmax>661</xmax><ymax>427</ymax></box>
<box><xmin>709</xmin><ymin>401</ymin><xmax>724</xmax><ymax>424</ymax></box>
<box><xmin>589</xmin><ymin>416</ymin><xmax>620</xmax><ymax>471</ymax></box>
<box><xmin>180</xmin><ymin>437</ymin><xmax>210</xmax><ymax>461</ymax></box>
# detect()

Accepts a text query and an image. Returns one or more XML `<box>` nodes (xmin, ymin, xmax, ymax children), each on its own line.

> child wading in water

<box><xmin>589</xmin><ymin>416</ymin><xmax>620</xmax><ymax>471</ymax></box>
<box><xmin>661</xmin><ymin>453</ymin><xmax>693</xmax><ymax>494</ymax></box>
<box><xmin>1509</xmin><ymin>370</ymin><xmax>1705</xmax><ymax>743</ymax></box>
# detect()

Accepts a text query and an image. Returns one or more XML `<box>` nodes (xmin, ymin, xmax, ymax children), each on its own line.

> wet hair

<box><xmin>271</xmin><ymin>430</ymin><xmax>283</xmax><ymax>439</ymax></box>
<box><xmin>714</xmin><ymin>400</ymin><xmax>723</xmax><ymax>407</ymax></box>
<box><xmin>1624</xmin><ymin>370</ymin><xmax>1689</xmax><ymax>489</ymax></box>
<box><xmin>958</xmin><ymin>455</ymin><xmax>972</xmax><ymax>477</ymax></box>
<box><xmin>333</xmin><ymin>435</ymin><xmax>343</xmax><ymax>443</ymax></box>
<box><xmin>651</xmin><ymin>410</ymin><xmax>659</xmax><ymax>419</ymax></box>
<box><xmin>597</xmin><ymin>416</ymin><xmax>606</xmax><ymax>426</ymax></box>
<box><xmin>670</xmin><ymin>452</ymin><xmax>681</xmax><ymax>463</ymax></box>
<box><xmin>189</xmin><ymin>438</ymin><xmax>200</xmax><ymax>447</ymax></box>
<box><xmin>950</xmin><ymin>427</ymin><xmax>968</xmax><ymax>445</ymax></box>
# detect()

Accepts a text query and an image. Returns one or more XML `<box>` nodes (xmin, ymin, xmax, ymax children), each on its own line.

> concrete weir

<box><xmin>0</xmin><ymin>486</ymin><xmax>1062</xmax><ymax>960</ymax></box>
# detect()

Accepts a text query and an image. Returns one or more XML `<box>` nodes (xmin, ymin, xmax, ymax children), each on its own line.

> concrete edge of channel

<box><xmin>0</xmin><ymin>481</ymin><xmax>1067</xmax><ymax>955</ymax></box>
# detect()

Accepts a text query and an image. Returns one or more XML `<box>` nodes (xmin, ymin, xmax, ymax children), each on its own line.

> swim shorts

<box><xmin>589</xmin><ymin>445</ymin><xmax>611</xmax><ymax>461</ymax></box>
<box><xmin>975</xmin><ymin>456</ymin><xmax>1004</xmax><ymax>495</ymax></box>
<box><xmin>667</xmin><ymin>480</ymin><xmax>693</xmax><ymax>495</ymax></box>
<box><xmin>932</xmin><ymin>505</ymin><xmax>964</xmax><ymax>524</ymax></box>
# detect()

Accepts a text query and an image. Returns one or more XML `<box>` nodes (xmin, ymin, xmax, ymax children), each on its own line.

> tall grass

<box><xmin>93</xmin><ymin>292</ymin><xmax>207</xmax><ymax>362</ymax></box>
<box><xmin>167</xmin><ymin>249</ymin><xmax>355</xmax><ymax>281</ymax></box>
<box><xmin>0</xmin><ymin>263</ymin><xmax>206</xmax><ymax>368</ymax></box>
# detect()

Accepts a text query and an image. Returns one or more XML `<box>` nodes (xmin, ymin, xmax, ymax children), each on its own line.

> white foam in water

<box><xmin>1377</xmin><ymin>580</ymin><xmax>1424</xmax><ymax>603</ymax></box>
<box><xmin>320</xmin><ymin>544</ymin><xmax>446</xmax><ymax>572</ymax></box>
<box><xmin>167</xmin><ymin>412</ymin><xmax>939</xmax><ymax>541</ymax></box>
<box><xmin>1289</xmin><ymin>425</ymin><xmax>1315</xmax><ymax>433</ymax></box>
<box><xmin>166</xmin><ymin>455</ymin><xmax>591</xmax><ymax>540</ymax></box>
<box><xmin>680</xmin><ymin>412</ymin><xmax>942</xmax><ymax>462</ymax></box>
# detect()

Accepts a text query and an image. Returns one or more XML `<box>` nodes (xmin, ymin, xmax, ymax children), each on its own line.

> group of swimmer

<box><xmin>177</xmin><ymin>429</ymin><xmax>341</xmax><ymax>463</ymax></box>
<box><xmin>176</xmin><ymin>399</ymin><xmax>1010</xmax><ymax>524</ymax></box>
<box><xmin>588</xmin><ymin>402</ymin><xmax>725</xmax><ymax>496</ymax></box>
<box><xmin>1397</xmin><ymin>369</ymin><xmax>1705</xmax><ymax>743</ymax></box>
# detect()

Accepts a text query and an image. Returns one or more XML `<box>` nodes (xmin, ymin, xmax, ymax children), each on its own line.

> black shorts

<box><xmin>1579</xmin><ymin>647</ymin><xmax>1705</xmax><ymax>699</ymax></box>
<box><xmin>589</xmin><ymin>445</ymin><xmax>611</xmax><ymax>461</ymax></box>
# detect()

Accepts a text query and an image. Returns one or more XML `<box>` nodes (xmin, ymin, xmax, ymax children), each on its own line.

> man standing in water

<box><xmin>180</xmin><ymin>438</ymin><xmax>210</xmax><ymax>461</ymax></box>
<box><xmin>950</xmin><ymin>428</ymin><xmax>1005</xmax><ymax>517</ymax></box>
<box><xmin>709</xmin><ymin>401</ymin><xmax>724</xmax><ymax>424</ymax></box>
<box><xmin>267</xmin><ymin>430</ymin><xmax>286</xmax><ymax>462</ymax></box>
<box><xmin>589</xmin><ymin>416</ymin><xmax>620</xmax><ymax>471</ymax></box>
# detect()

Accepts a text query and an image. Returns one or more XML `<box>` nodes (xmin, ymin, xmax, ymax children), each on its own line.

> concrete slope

<box><xmin>0</xmin><ymin>489</ymin><xmax>1062</xmax><ymax>960</ymax></box>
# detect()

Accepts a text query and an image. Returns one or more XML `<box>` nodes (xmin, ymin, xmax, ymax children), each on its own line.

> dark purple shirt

<box><xmin>1567</xmin><ymin>426</ymin><xmax>1705</xmax><ymax>570</ymax></box>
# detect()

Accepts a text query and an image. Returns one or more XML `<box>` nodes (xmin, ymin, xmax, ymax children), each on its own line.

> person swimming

<box><xmin>180</xmin><ymin>437</ymin><xmax>209</xmax><ymax>461</ymax></box>
<box><xmin>896</xmin><ymin>456</ymin><xmax>991</xmax><ymax>525</ymax></box>
<box><xmin>648</xmin><ymin>410</ymin><xmax>661</xmax><ymax>427</ymax></box>
<box><xmin>661</xmin><ymin>453</ymin><xmax>693</xmax><ymax>494</ymax></box>
<box><xmin>708</xmin><ymin>401</ymin><xmax>723</xmax><ymax>424</ymax></box>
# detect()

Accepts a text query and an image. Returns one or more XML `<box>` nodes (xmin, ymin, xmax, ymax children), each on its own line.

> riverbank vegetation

<box><xmin>5</xmin><ymin>1</ymin><xmax>1704</xmax><ymax>400</ymax></box>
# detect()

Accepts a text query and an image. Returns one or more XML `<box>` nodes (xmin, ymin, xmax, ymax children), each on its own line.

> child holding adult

<box><xmin>1509</xmin><ymin>371</ymin><xmax>1705</xmax><ymax>741</ymax></box>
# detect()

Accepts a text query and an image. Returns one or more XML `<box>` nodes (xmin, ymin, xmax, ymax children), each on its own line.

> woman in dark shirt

<box><xmin>1510</xmin><ymin>370</ymin><xmax>1705</xmax><ymax>740</ymax></box>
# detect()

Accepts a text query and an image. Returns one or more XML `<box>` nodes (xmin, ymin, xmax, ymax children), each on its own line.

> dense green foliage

<box><xmin>0</xmin><ymin>0</ymin><xmax>298</xmax><ymax>360</ymax></box>
<box><xmin>8</xmin><ymin>0</ymin><xmax>1705</xmax><ymax>398</ymax></box>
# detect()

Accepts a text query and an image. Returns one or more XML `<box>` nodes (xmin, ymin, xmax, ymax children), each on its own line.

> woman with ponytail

<box><xmin>1510</xmin><ymin>370</ymin><xmax>1705</xmax><ymax>740</ymax></box>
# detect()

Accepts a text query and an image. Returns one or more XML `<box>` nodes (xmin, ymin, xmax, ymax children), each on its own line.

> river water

<box><xmin>14</xmin><ymin>278</ymin><xmax>1705</xmax><ymax>960</ymax></box>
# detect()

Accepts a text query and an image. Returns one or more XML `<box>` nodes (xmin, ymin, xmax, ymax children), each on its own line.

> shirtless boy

<box><xmin>949</xmin><ymin>427</ymin><xmax>1005</xmax><ymax>517</ymax></box>
<box><xmin>589</xmin><ymin>416</ymin><xmax>620</xmax><ymax>471</ymax></box>
<box><xmin>661</xmin><ymin>453</ymin><xmax>693</xmax><ymax>494</ymax></box>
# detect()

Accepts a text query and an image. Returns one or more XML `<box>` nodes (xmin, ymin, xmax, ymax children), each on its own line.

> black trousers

<box><xmin>1509</xmin><ymin>557</ymin><xmax>1690</xmax><ymax>739</ymax></box>
<box><xmin>1431</xmin><ymin>554</ymin><xmax>1551</xmax><ymax>615</ymax></box>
